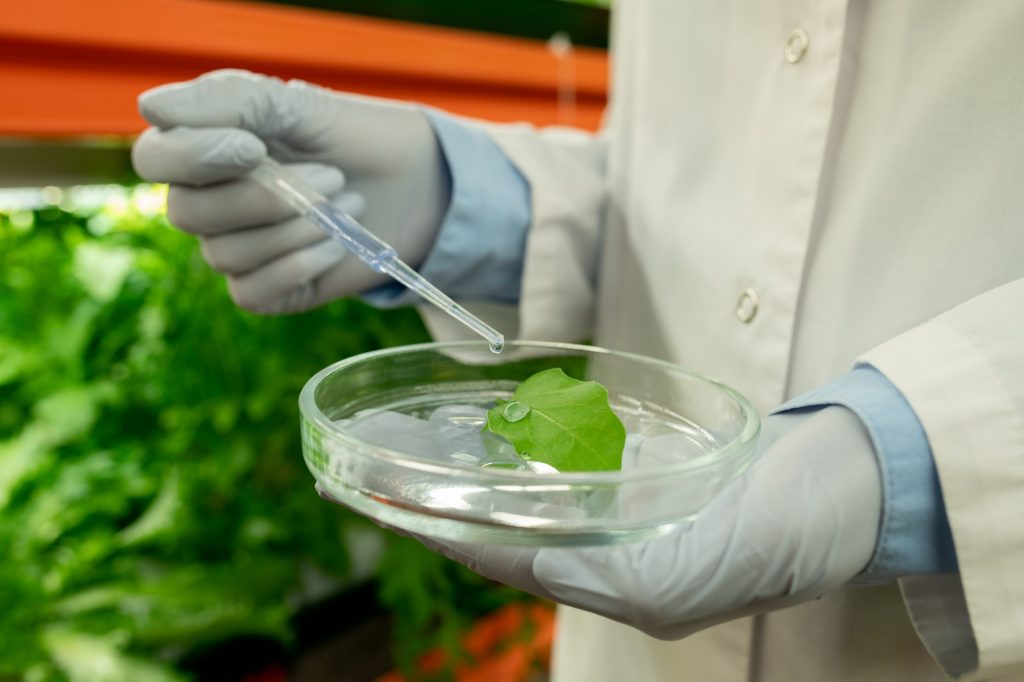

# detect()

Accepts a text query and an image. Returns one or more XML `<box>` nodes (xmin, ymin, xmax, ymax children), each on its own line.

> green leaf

<box><xmin>1</xmin><ymin>194</ymin><xmax>520</xmax><ymax>679</ymax></box>
<box><xmin>73</xmin><ymin>243</ymin><xmax>135</xmax><ymax>303</ymax></box>
<box><xmin>0</xmin><ymin>341</ymin><xmax>32</xmax><ymax>385</ymax></box>
<box><xmin>484</xmin><ymin>368</ymin><xmax>625</xmax><ymax>472</ymax></box>
<box><xmin>43</xmin><ymin>629</ymin><xmax>186</xmax><ymax>682</ymax></box>
<box><xmin>118</xmin><ymin>471</ymin><xmax>183</xmax><ymax>547</ymax></box>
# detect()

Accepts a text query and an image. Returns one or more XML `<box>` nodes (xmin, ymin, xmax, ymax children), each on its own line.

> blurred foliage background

<box><xmin>0</xmin><ymin>187</ymin><xmax>527</xmax><ymax>681</ymax></box>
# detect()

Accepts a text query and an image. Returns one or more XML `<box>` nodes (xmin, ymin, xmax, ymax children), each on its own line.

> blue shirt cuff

<box><xmin>774</xmin><ymin>365</ymin><xmax>958</xmax><ymax>582</ymax></box>
<box><xmin>363</xmin><ymin>109</ymin><xmax>531</xmax><ymax>308</ymax></box>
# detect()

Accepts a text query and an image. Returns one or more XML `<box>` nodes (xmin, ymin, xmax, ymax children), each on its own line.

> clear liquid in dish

<box><xmin>335</xmin><ymin>389</ymin><xmax>722</xmax><ymax>473</ymax></box>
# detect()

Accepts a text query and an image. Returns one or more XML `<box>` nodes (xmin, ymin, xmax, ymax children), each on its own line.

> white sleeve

<box><xmin>861</xmin><ymin>277</ymin><xmax>1024</xmax><ymax>680</ymax></box>
<box><xmin>418</xmin><ymin>122</ymin><xmax>609</xmax><ymax>345</ymax></box>
<box><xmin>485</xmin><ymin>124</ymin><xmax>608</xmax><ymax>342</ymax></box>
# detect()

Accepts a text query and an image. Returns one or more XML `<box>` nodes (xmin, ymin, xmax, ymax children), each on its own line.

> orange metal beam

<box><xmin>0</xmin><ymin>0</ymin><xmax>608</xmax><ymax>138</ymax></box>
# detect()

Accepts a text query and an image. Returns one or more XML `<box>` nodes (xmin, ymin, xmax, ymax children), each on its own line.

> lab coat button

<box><xmin>736</xmin><ymin>289</ymin><xmax>759</xmax><ymax>323</ymax></box>
<box><xmin>785</xmin><ymin>28</ymin><xmax>810</xmax><ymax>63</ymax></box>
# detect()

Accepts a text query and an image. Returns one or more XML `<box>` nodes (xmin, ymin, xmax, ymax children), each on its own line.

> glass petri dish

<box><xmin>300</xmin><ymin>341</ymin><xmax>760</xmax><ymax>546</ymax></box>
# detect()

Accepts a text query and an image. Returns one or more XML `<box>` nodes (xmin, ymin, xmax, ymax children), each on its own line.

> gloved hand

<box><xmin>411</xmin><ymin>405</ymin><xmax>883</xmax><ymax>639</ymax></box>
<box><xmin>131</xmin><ymin>69</ymin><xmax>450</xmax><ymax>313</ymax></box>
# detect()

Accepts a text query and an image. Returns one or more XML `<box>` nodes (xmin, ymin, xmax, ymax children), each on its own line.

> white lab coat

<box><xmin>422</xmin><ymin>1</ymin><xmax>1024</xmax><ymax>679</ymax></box>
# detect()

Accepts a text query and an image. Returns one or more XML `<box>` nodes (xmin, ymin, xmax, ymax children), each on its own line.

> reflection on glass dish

<box><xmin>301</xmin><ymin>341</ymin><xmax>760</xmax><ymax>546</ymax></box>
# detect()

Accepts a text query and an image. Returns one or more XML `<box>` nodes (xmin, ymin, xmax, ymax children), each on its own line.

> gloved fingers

<box><xmin>200</xmin><ymin>215</ymin><xmax>326</xmax><ymax>276</ymax></box>
<box><xmin>531</xmin><ymin>486</ymin><xmax>752</xmax><ymax>640</ymax></box>
<box><xmin>133</xmin><ymin>126</ymin><xmax>266</xmax><ymax>186</ymax></box>
<box><xmin>199</xmin><ymin>191</ymin><xmax>366</xmax><ymax>274</ymax></box>
<box><xmin>226</xmin><ymin>239</ymin><xmax>346</xmax><ymax>313</ymax></box>
<box><xmin>327</xmin><ymin>191</ymin><xmax>368</xmax><ymax>221</ymax></box>
<box><xmin>412</xmin><ymin>535</ymin><xmax>557</xmax><ymax>601</ymax></box>
<box><xmin>166</xmin><ymin>163</ymin><xmax>346</xmax><ymax>236</ymax></box>
<box><xmin>410</xmin><ymin>529</ymin><xmax>766</xmax><ymax>642</ymax></box>
<box><xmin>529</xmin><ymin>408</ymin><xmax>883</xmax><ymax>640</ymax></box>
<box><xmin>138</xmin><ymin>69</ymin><xmax>299</xmax><ymax>139</ymax></box>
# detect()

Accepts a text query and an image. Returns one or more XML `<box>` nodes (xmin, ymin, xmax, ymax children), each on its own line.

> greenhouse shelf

<box><xmin>0</xmin><ymin>0</ymin><xmax>608</xmax><ymax>138</ymax></box>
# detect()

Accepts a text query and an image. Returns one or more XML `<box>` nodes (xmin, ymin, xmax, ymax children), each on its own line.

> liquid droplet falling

<box><xmin>502</xmin><ymin>401</ymin><xmax>530</xmax><ymax>422</ymax></box>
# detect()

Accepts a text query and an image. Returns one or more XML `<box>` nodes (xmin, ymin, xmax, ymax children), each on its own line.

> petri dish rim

<box><xmin>299</xmin><ymin>340</ymin><xmax>761</xmax><ymax>485</ymax></box>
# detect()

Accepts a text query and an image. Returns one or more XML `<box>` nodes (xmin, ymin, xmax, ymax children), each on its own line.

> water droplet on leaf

<box><xmin>502</xmin><ymin>401</ymin><xmax>530</xmax><ymax>422</ymax></box>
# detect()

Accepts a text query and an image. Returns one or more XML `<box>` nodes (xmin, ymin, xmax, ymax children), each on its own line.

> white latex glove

<box><xmin>131</xmin><ymin>69</ymin><xmax>450</xmax><ymax>313</ymax></box>
<box><xmin>413</xmin><ymin>406</ymin><xmax>884</xmax><ymax>640</ymax></box>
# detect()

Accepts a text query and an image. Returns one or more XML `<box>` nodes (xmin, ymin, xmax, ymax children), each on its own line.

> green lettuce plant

<box><xmin>0</xmin><ymin>190</ymin><xmax>524</xmax><ymax>681</ymax></box>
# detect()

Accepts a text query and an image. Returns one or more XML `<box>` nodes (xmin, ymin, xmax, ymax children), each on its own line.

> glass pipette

<box><xmin>250</xmin><ymin>158</ymin><xmax>504</xmax><ymax>353</ymax></box>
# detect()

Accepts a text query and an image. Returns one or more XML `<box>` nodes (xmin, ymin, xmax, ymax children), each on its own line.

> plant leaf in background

<box><xmin>73</xmin><ymin>242</ymin><xmax>135</xmax><ymax>303</ymax></box>
<box><xmin>44</xmin><ymin>629</ymin><xmax>187</xmax><ymax>682</ymax></box>
<box><xmin>485</xmin><ymin>368</ymin><xmax>626</xmax><ymax>472</ymax></box>
<box><xmin>0</xmin><ymin>189</ymin><xmax>525</xmax><ymax>681</ymax></box>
